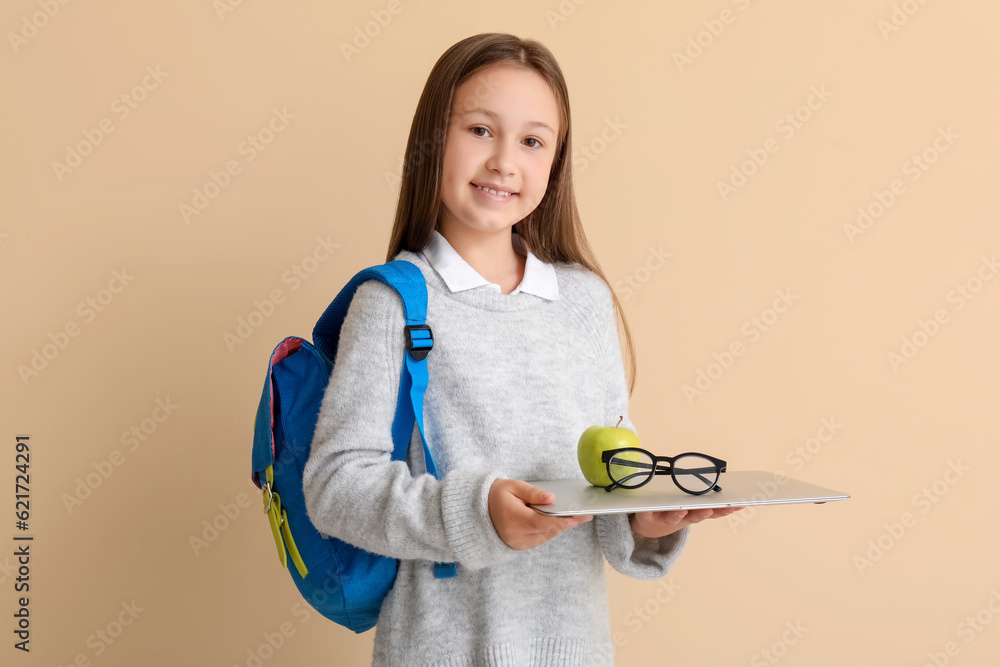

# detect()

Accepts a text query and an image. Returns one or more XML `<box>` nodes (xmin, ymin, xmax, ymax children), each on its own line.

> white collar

<box><xmin>419</xmin><ymin>229</ymin><xmax>559</xmax><ymax>300</ymax></box>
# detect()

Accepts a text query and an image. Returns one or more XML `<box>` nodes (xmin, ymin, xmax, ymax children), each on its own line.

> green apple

<box><xmin>577</xmin><ymin>416</ymin><xmax>642</xmax><ymax>487</ymax></box>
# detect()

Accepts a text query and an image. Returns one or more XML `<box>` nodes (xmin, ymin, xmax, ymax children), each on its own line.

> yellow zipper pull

<box><xmin>262</xmin><ymin>467</ymin><xmax>287</xmax><ymax>569</ymax></box>
<box><xmin>280</xmin><ymin>511</ymin><xmax>309</xmax><ymax>578</ymax></box>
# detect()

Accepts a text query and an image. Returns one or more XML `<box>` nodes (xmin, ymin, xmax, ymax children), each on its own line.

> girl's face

<box><xmin>438</xmin><ymin>63</ymin><xmax>561</xmax><ymax>239</ymax></box>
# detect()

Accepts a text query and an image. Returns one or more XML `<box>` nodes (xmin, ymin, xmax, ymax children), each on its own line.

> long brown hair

<box><xmin>385</xmin><ymin>33</ymin><xmax>638</xmax><ymax>396</ymax></box>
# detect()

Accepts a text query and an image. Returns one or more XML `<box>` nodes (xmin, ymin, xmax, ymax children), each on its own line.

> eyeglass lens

<box><xmin>672</xmin><ymin>454</ymin><xmax>719</xmax><ymax>493</ymax></box>
<box><xmin>607</xmin><ymin>449</ymin><xmax>655</xmax><ymax>488</ymax></box>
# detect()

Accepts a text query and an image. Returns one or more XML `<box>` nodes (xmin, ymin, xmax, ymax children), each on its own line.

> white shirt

<box><xmin>419</xmin><ymin>229</ymin><xmax>559</xmax><ymax>300</ymax></box>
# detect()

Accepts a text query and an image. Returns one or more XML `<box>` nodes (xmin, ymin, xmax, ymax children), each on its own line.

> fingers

<box><xmin>631</xmin><ymin>506</ymin><xmax>743</xmax><ymax>538</ymax></box>
<box><xmin>488</xmin><ymin>479</ymin><xmax>593</xmax><ymax>551</ymax></box>
<box><xmin>685</xmin><ymin>508</ymin><xmax>715</xmax><ymax>524</ymax></box>
<box><xmin>505</xmin><ymin>479</ymin><xmax>555</xmax><ymax>506</ymax></box>
<box><xmin>713</xmin><ymin>506</ymin><xmax>743</xmax><ymax>517</ymax></box>
<box><xmin>507</xmin><ymin>512</ymin><xmax>592</xmax><ymax>551</ymax></box>
<box><xmin>630</xmin><ymin>510</ymin><xmax>686</xmax><ymax>538</ymax></box>
<box><xmin>681</xmin><ymin>507</ymin><xmax>742</xmax><ymax>524</ymax></box>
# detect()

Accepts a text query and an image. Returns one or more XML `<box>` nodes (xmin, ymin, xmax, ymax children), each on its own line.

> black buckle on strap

<box><xmin>404</xmin><ymin>324</ymin><xmax>433</xmax><ymax>361</ymax></box>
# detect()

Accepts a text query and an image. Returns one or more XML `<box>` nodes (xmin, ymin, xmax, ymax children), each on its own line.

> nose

<box><xmin>486</xmin><ymin>137</ymin><xmax>516</xmax><ymax>176</ymax></box>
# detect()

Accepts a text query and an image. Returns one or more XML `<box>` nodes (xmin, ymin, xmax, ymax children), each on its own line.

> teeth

<box><xmin>477</xmin><ymin>184</ymin><xmax>513</xmax><ymax>197</ymax></box>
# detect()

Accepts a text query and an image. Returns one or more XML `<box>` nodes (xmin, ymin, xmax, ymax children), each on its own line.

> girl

<box><xmin>303</xmin><ymin>32</ymin><xmax>737</xmax><ymax>666</ymax></box>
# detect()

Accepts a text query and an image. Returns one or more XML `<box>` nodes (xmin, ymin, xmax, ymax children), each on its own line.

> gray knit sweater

<box><xmin>302</xmin><ymin>247</ymin><xmax>688</xmax><ymax>666</ymax></box>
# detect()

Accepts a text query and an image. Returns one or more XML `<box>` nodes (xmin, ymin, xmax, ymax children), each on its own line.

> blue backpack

<box><xmin>250</xmin><ymin>259</ymin><xmax>456</xmax><ymax>633</ymax></box>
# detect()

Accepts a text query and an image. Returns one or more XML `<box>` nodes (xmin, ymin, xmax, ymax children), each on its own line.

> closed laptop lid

<box><xmin>528</xmin><ymin>471</ymin><xmax>850</xmax><ymax>516</ymax></box>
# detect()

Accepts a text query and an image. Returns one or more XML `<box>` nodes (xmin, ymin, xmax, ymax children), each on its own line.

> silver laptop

<box><xmin>527</xmin><ymin>471</ymin><xmax>849</xmax><ymax>516</ymax></box>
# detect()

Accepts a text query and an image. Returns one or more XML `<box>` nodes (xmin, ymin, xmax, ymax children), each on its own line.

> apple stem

<box><xmin>616</xmin><ymin>416</ymin><xmax>623</xmax><ymax>427</ymax></box>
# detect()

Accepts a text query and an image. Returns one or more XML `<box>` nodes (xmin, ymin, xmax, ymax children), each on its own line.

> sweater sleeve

<box><xmin>588</xmin><ymin>278</ymin><xmax>690</xmax><ymax>578</ymax></box>
<box><xmin>301</xmin><ymin>280</ymin><xmax>519</xmax><ymax>571</ymax></box>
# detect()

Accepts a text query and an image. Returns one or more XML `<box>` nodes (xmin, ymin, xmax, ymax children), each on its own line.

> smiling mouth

<box><xmin>472</xmin><ymin>183</ymin><xmax>518</xmax><ymax>197</ymax></box>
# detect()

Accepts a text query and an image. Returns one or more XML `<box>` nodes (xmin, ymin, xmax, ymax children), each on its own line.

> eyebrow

<box><xmin>460</xmin><ymin>107</ymin><xmax>556</xmax><ymax>136</ymax></box>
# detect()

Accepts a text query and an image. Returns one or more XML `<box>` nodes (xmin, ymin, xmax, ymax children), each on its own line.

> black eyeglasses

<box><xmin>600</xmin><ymin>448</ymin><xmax>727</xmax><ymax>495</ymax></box>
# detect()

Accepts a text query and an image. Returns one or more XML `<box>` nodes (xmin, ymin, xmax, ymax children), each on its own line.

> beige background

<box><xmin>3</xmin><ymin>1</ymin><xmax>999</xmax><ymax>665</ymax></box>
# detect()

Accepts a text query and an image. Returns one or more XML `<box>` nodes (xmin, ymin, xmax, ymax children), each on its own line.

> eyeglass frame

<box><xmin>599</xmin><ymin>447</ymin><xmax>727</xmax><ymax>495</ymax></box>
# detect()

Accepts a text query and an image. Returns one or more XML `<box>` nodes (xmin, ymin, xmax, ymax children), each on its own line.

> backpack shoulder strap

<box><xmin>311</xmin><ymin>260</ymin><xmax>439</xmax><ymax>475</ymax></box>
<box><xmin>314</xmin><ymin>259</ymin><xmax>457</xmax><ymax>578</ymax></box>
<box><xmin>313</xmin><ymin>260</ymin><xmax>429</xmax><ymax>360</ymax></box>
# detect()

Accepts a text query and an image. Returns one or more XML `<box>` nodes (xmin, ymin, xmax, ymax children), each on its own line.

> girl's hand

<box><xmin>629</xmin><ymin>507</ymin><xmax>744</xmax><ymax>539</ymax></box>
<box><xmin>488</xmin><ymin>479</ymin><xmax>593</xmax><ymax>550</ymax></box>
